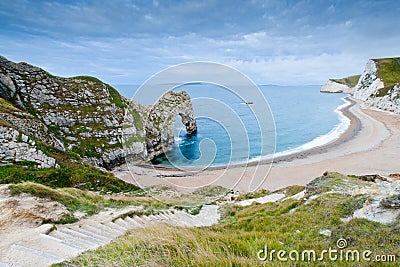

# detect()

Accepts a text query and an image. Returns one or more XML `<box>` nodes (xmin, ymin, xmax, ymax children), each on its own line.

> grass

<box><xmin>236</xmin><ymin>189</ymin><xmax>271</xmax><ymax>201</ymax></box>
<box><xmin>151</xmin><ymin>185</ymin><xmax>228</xmax><ymax>210</ymax></box>
<box><xmin>374</xmin><ymin>57</ymin><xmax>400</xmax><ymax>86</ymax></box>
<box><xmin>58</xmin><ymin>172</ymin><xmax>400</xmax><ymax>266</ymax></box>
<box><xmin>35</xmin><ymin>140</ymin><xmax>81</xmax><ymax>164</ymax></box>
<box><xmin>0</xmin><ymin>164</ymin><xmax>142</xmax><ymax>194</ymax></box>
<box><xmin>331</xmin><ymin>75</ymin><xmax>361</xmax><ymax>88</ymax></box>
<box><xmin>305</xmin><ymin>172</ymin><xmax>369</xmax><ymax>196</ymax></box>
<box><xmin>192</xmin><ymin>185</ymin><xmax>228</xmax><ymax>198</ymax></box>
<box><xmin>123</xmin><ymin>135</ymin><xmax>146</xmax><ymax>147</ymax></box>
<box><xmin>107</xmin><ymin>84</ymin><xmax>126</xmax><ymax>109</ymax></box>
<box><xmin>0</xmin><ymin>120</ymin><xmax>13</xmax><ymax>128</ymax></box>
<box><xmin>237</xmin><ymin>185</ymin><xmax>304</xmax><ymax>201</ymax></box>
<box><xmin>0</xmin><ymin>97</ymin><xmax>22</xmax><ymax>113</ymax></box>
<box><xmin>8</xmin><ymin>182</ymin><xmax>140</xmax><ymax>223</ymax></box>
<box><xmin>127</xmin><ymin>108</ymin><xmax>144</xmax><ymax>131</ymax></box>
<box><xmin>66</xmin><ymin>76</ymin><xmax>126</xmax><ymax>108</ymax></box>
<box><xmin>72</xmin><ymin>76</ymin><xmax>104</xmax><ymax>84</ymax></box>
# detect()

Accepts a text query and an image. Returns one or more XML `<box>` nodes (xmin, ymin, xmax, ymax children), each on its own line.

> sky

<box><xmin>0</xmin><ymin>0</ymin><xmax>399</xmax><ymax>87</ymax></box>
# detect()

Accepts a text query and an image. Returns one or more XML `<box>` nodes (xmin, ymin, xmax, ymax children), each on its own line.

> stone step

<box><xmin>153</xmin><ymin>214</ymin><xmax>167</xmax><ymax>221</ymax></box>
<box><xmin>61</xmin><ymin>228</ymin><xmax>106</xmax><ymax>245</ymax></box>
<box><xmin>96</xmin><ymin>222</ymin><xmax>125</xmax><ymax>236</ymax></box>
<box><xmin>80</xmin><ymin>224</ymin><xmax>118</xmax><ymax>239</ymax></box>
<box><xmin>7</xmin><ymin>244</ymin><xmax>63</xmax><ymax>267</ymax></box>
<box><xmin>114</xmin><ymin>218</ymin><xmax>132</xmax><ymax>229</ymax></box>
<box><xmin>49</xmin><ymin>230</ymin><xmax>98</xmax><ymax>249</ymax></box>
<box><xmin>162</xmin><ymin>217</ymin><xmax>182</xmax><ymax>226</ymax></box>
<box><xmin>195</xmin><ymin>205</ymin><xmax>219</xmax><ymax>226</ymax></box>
<box><xmin>0</xmin><ymin>205</ymin><xmax>220</xmax><ymax>267</ymax></box>
<box><xmin>70</xmin><ymin>227</ymin><xmax>112</xmax><ymax>242</ymax></box>
<box><xmin>76</xmin><ymin>220</ymin><xmax>119</xmax><ymax>237</ymax></box>
<box><xmin>125</xmin><ymin>216</ymin><xmax>145</xmax><ymax>228</ymax></box>
<box><xmin>40</xmin><ymin>233</ymin><xmax>84</xmax><ymax>250</ymax></box>
<box><xmin>157</xmin><ymin>213</ymin><xmax>171</xmax><ymax>220</ymax></box>
<box><xmin>14</xmin><ymin>233</ymin><xmax>82</xmax><ymax>260</ymax></box>
<box><xmin>139</xmin><ymin>215</ymin><xmax>152</xmax><ymax>223</ymax></box>
<box><xmin>104</xmin><ymin>221</ymin><xmax>128</xmax><ymax>232</ymax></box>
<box><xmin>132</xmin><ymin>215</ymin><xmax>147</xmax><ymax>225</ymax></box>
<box><xmin>165</xmin><ymin>212</ymin><xmax>191</xmax><ymax>226</ymax></box>
<box><xmin>146</xmin><ymin>214</ymin><xmax>157</xmax><ymax>222</ymax></box>
<box><xmin>173</xmin><ymin>212</ymin><xmax>197</xmax><ymax>227</ymax></box>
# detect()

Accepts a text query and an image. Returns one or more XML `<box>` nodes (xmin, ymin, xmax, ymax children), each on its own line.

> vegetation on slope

<box><xmin>0</xmin><ymin>97</ymin><xmax>22</xmax><ymax>113</ymax></box>
<box><xmin>8</xmin><ymin>182</ymin><xmax>138</xmax><ymax>224</ymax></box>
<box><xmin>374</xmin><ymin>57</ymin><xmax>400</xmax><ymax>86</ymax></box>
<box><xmin>0</xmin><ymin>164</ymin><xmax>141</xmax><ymax>194</ymax></box>
<box><xmin>72</xmin><ymin>75</ymin><xmax>126</xmax><ymax>108</ymax></box>
<box><xmin>59</xmin><ymin>173</ymin><xmax>400</xmax><ymax>266</ymax></box>
<box><xmin>331</xmin><ymin>75</ymin><xmax>361</xmax><ymax>88</ymax></box>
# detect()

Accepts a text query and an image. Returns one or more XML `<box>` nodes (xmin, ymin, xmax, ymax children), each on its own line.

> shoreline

<box><xmin>117</xmin><ymin>96</ymin><xmax>399</xmax><ymax>192</ymax></box>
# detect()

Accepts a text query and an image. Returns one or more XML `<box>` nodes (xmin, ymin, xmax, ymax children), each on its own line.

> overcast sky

<box><xmin>0</xmin><ymin>0</ymin><xmax>399</xmax><ymax>86</ymax></box>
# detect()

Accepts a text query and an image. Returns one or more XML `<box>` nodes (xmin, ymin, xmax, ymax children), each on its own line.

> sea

<box><xmin>115</xmin><ymin>84</ymin><xmax>349</xmax><ymax>168</ymax></box>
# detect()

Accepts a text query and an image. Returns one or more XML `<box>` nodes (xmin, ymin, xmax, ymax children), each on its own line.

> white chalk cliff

<box><xmin>353</xmin><ymin>59</ymin><xmax>400</xmax><ymax>114</ymax></box>
<box><xmin>320</xmin><ymin>80</ymin><xmax>352</xmax><ymax>93</ymax></box>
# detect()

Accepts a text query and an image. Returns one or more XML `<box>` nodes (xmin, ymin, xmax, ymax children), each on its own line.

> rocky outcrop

<box><xmin>353</xmin><ymin>58</ymin><xmax>400</xmax><ymax>114</ymax></box>
<box><xmin>0</xmin><ymin>126</ymin><xmax>58</xmax><ymax>168</ymax></box>
<box><xmin>0</xmin><ymin>56</ymin><xmax>128</xmax><ymax>169</ymax></box>
<box><xmin>0</xmin><ymin>56</ymin><xmax>197</xmax><ymax>169</ymax></box>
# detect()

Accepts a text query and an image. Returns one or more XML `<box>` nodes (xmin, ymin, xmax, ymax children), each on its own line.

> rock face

<box><xmin>353</xmin><ymin>58</ymin><xmax>400</xmax><ymax>114</ymax></box>
<box><xmin>0</xmin><ymin>55</ymin><xmax>197</xmax><ymax>169</ymax></box>
<box><xmin>145</xmin><ymin>90</ymin><xmax>197</xmax><ymax>159</ymax></box>
<box><xmin>0</xmin><ymin>126</ymin><xmax>58</xmax><ymax>168</ymax></box>
<box><xmin>123</xmin><ymin>91</ymin><xmax>197</xmax><ymax>162</ymax></box>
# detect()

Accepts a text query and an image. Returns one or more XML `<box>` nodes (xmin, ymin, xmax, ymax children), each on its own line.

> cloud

<box><xmin>0</xmin><ymin>0</ymin><xmax>399</xmax><ymax>86</ymax></box>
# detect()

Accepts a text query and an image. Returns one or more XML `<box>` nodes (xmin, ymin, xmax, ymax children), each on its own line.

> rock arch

<box><xmin>144</xmin><ymin>90</ymin><xmax>197</xmax><ymax>159</ymax></box>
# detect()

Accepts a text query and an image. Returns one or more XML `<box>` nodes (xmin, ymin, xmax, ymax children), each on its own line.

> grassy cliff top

<box><xmin>373</xmin><ymin>57</ymin><xmax>400</xmax><ymax>86</ymax></box>
<box><xmin>330</xmin><ymin>74</ymin><xmax>361</xmax><ymax>88</ymax></box>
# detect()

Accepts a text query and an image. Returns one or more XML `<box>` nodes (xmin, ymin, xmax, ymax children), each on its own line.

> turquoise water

<box><xmin>116</xmin><ymin>84</ymin><xmax>347</xmax><ymax>167</ymax></box>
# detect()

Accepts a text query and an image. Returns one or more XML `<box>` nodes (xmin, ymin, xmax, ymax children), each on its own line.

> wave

<box><xmin>249</xmin><ymin>97</ymin><xmax>351</xmax><ymax>163</ymax></box>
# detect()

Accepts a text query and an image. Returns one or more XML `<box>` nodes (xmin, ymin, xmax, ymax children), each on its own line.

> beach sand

<box><xmin>115</xmin><ymin>97</ymin><xmax>400</xmax><ymax>193</ymax></box>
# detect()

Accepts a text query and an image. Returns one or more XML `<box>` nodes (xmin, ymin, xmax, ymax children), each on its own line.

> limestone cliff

<box><xmin>353</xmin><ymin>58</ymin><xmax>400</xmax><ymax>114</ymax></box>
<box><xmin>320</xmin><ymin>75</ymin><xmax>360</xmax><ymax>94</ymax></box>
<box><xmin>0</xmin><ymin>56</ymin><xmax>197</xmax><ymax>169</ymax></box>
<box><xmin>123</xmin><ymin>90</ymin><xmax>197</xmax><ymax>162</ymax></box>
